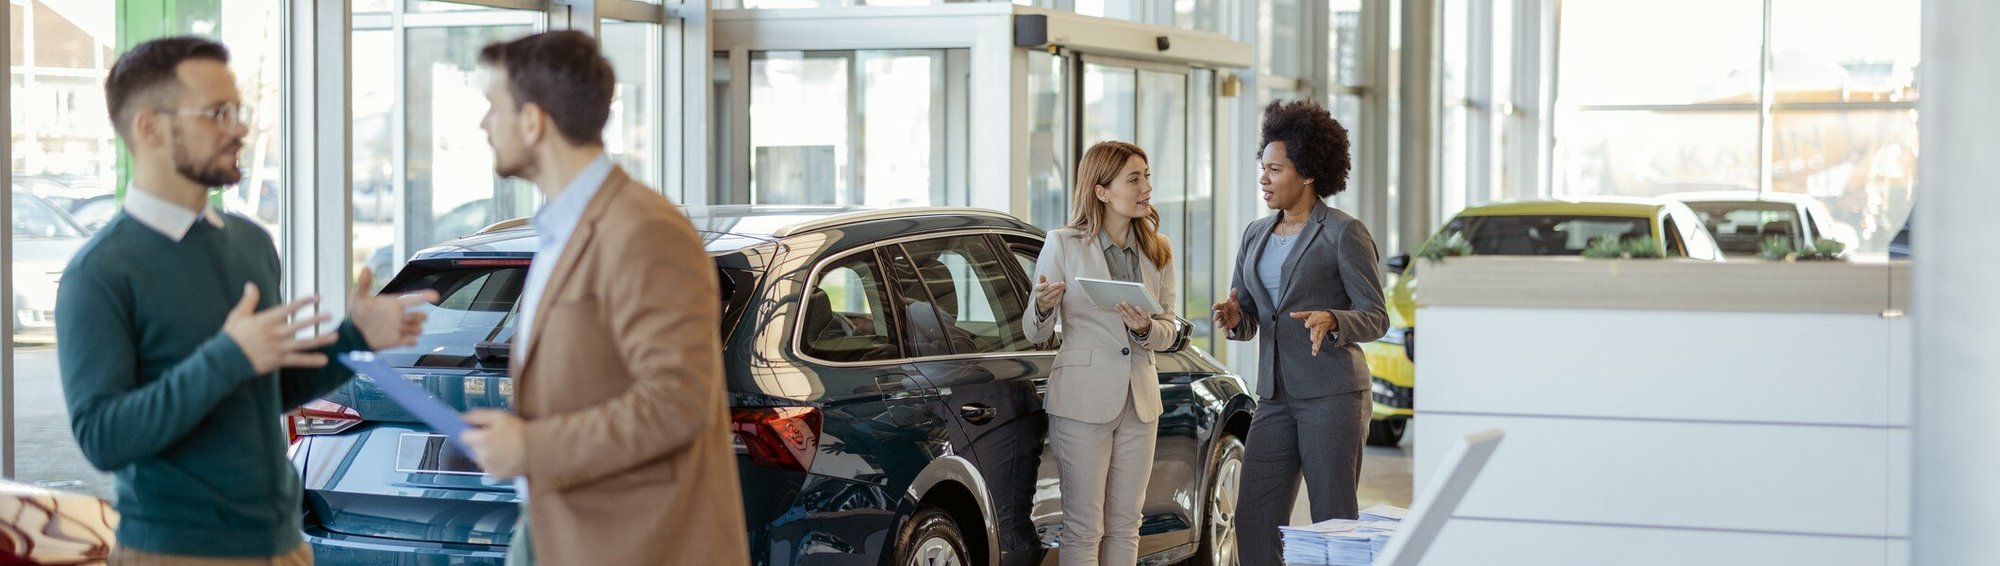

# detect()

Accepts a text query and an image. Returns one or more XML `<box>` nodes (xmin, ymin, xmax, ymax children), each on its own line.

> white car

<box><xmin>12</xmin><ymin>190</ymin><xmax>90</xmax><ymax>344</ymax></box>
<box><xmin>1667</xmin><ymin>191</ymin><xmax>1857</xmax><ymax>257</ymax></box>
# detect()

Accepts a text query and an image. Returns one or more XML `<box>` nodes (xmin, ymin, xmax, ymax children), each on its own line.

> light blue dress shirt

<box><xmin>515</xmin><ymin>153</ymin><xmax>614</xmax><ymax>363</ymax></box>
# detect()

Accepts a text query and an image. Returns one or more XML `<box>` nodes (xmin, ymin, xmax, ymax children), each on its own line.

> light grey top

<box><xmin>1258</xmin><ymin>231</ymin><xmax>1298</xmax><ymax>307</ymax></box>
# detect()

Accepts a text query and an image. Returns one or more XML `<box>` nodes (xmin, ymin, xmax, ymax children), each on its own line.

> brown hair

<box><xmin>1069</xmin><ymin>141</ymin><xmax>1173</xmax><ymax>268</ymax></box>
<box><xmin>104</xmin><ymin>36</ymin><xmax>229</xmax><ymax>143</ymax></box>
<box><xmin>477</xmin><ymin>30</ymin><xmax>615</xmax><ymax>145</ymax></box>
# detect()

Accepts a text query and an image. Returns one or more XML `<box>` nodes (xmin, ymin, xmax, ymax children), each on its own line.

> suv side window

<box><xmin>1661</xmin><ymin>216</ymin><xmax>1689</xmax><ymax>257</ymax></box>
<box><xmin>899</xmin><ymin>235</ymin><xmax>1037</xmax><ymax>356</ymax></box>
<box><xmin>1002</xmin><ymin>235</ymin><xmax>1059</xmax><ymax>351</ymax></box>
<box><xmin>800</xmin><ymin>252</ymin><xmax>901</xmax><ymax>363</ymax></box>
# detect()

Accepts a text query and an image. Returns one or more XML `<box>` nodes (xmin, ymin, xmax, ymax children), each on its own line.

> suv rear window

<box><xmin>378</xmin><ymin>258</ymin><xmax>752</xmax><ymax>368</ymax></box>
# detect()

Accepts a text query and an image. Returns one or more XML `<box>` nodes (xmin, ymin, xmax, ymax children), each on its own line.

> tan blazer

<box><xmin>510</xmin><ymin>169</ymin><xmax>749</xmax><ymax>566</ymax></box>
<box><xmin>1023</xmin><ymin>226</ymin><xmax>1178</xmax><ymax>424</ymax></box>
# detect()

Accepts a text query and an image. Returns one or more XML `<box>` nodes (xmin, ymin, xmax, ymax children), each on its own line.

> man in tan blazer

<box><xmin>456</xmin><ymin>31</ymin><xmax>749</xmax><ymax>566</ymax></box>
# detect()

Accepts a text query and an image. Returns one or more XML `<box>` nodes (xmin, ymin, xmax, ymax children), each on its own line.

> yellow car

<box><xmin>1361</xmin><ymin>197</ymin><xmax>1724</xmax><ymax>446</ymax></box>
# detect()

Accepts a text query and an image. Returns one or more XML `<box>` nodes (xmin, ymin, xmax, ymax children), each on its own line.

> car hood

<box><xmin>14</xmin><ymin>237</ymin><xmax>86</xmax><ymax>267</ymax></box>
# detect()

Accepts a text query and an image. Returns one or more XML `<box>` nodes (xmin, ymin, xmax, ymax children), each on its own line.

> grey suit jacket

<box><xmin>1024</xmin><ymin>226</ymin><xmax>1177</xmax><ymax>424</ymax></box>
<box><xmin>1225</xmin><ymin>200</ymin><xmax>1388</xmax><ymax>400</ymax></box>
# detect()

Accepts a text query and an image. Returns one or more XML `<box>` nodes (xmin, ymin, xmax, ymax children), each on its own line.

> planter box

<box><xmin>1412</xmin><ymin>257</ymin><xmax>1911</xmax><ymax>566</ymax></box>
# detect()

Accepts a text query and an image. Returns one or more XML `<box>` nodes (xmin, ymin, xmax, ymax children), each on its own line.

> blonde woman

<box><xmin>1024</xmin><ymin>141</ymin><xmax>1180</xmax><ymax>566</ymax></box>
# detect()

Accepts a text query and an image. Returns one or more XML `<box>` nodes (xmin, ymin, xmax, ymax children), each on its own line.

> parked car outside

<box><xmin>1365</xmin><ymin>197</ymin><xmax>1726</xmax><ymax>446</ymax></box>
<box><xmin>1667</xmin><ymin>191</ymin><xmax>1858</xmax><ymax>257</ymax></box>
<box><xmin>12</xmin><ymin>191</ymin><xmax>91</xmax><ymax>344</ymax></box>
<box><xmin>293</xmin><ymin>206</ymin><xmax>1258</xmax><ymax>566</ymax></box>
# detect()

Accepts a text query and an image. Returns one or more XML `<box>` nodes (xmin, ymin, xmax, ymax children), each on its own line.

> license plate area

<box><xmin>394</xmin><ymin>433</ymin><xmax>484</xmax><ymax>476</ymax></box>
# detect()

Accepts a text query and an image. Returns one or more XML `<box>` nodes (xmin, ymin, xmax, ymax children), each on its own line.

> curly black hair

<box><xmin>1257</xmin><ymin>99</ymin><xmax>1352</xmax><ymax>197</ymax></box>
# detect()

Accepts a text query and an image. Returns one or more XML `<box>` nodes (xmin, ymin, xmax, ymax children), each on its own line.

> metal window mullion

<box><xmin>1518</xmin><ymin>0</ymin><xmax>1552</xmax><ymax>198</ymax></box>
<box><xmin>600</xmin><ymin>0</ymin><xmax>669</xmax><ymax>22</ymax></box>
<box><xmin>390</xmin><ymin>5</ymin><xmax>410</xmax><ymax>277</ymax></box>
<box><xmin>1466</xmin><ymin>0</ymin><xmax>1493</xmax><ymax>208</ymax></box>
<box><xmin>399</xmin><ymin>11</ymin><xmax>545</xmax><ymax>28</ymax></box>
<box><xmin>1</xmin><ymin>0</ymin><xmax>13</xmax><ymax>478</ymax></box>
<box><xmin>847</xmin><ymin>52</ymin><xmax>864</xmax><ymax>206</ymax></box>
<box><xmin>552</xmin><ymin>0</ymin><xmax>602</xmax><ymax>36</ymax></box>
<box><xmin>300</xmin><ymin>0</ymin><xmax>353</xmax><ymax>320</ymax></box>
<box><xmin>1757</xmin><ymin>0</ymin><xmax>1773</xmax><ymax>199</ymax></box>
<box><xmin>672</xmin><ymin>0</ymin><xmax>712</xmax><ymax>204</ymax></box>
<box><xmin>432</xmin><ymin>0</ymin><xmax>547</xmax><ymax>10</ymax></box>
<box><xmin>730</xmin><ymin>48</ymin><xmax>752</xmax><ymax>203</ymax></box>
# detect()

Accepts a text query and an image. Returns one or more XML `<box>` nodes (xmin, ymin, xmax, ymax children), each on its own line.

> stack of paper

<box><xmin>1360</xmin><ymin>504</ymin><xmax>1407</xmax><ymax>523</ymax></box>
<box><xmin>1279</xmin><ymin>505</ymin><xmax>1409</xmax><ymax>565</ymax></box>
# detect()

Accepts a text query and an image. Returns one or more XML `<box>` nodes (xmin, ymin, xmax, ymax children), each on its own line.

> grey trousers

<box><xmin>1049</xmin><ymin>395</ymin><xmax>1158</xmax><ymax>566</ymax></box>
<box><xmin>1235</xmin><ymin>381</ymin><xmax>1370</xmax><ymax>566</ymax></box>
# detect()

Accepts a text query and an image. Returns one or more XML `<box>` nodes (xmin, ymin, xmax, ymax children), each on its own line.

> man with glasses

<box><xmin>57</xmin><ymin>36</ymin><xmax>437</xmax><ymax>565</ymax></box>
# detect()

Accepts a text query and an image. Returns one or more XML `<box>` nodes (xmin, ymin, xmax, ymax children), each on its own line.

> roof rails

<box><xmin>769</xmin><ymin>207</ymin><xmax>1027</xmax><ymax>238</ymax></box>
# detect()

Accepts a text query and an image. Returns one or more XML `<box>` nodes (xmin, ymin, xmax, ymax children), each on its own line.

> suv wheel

<box><xmin>1196</xmin><ymin>434</ymin><xmax>1245</xmax><ymax>566</ymax></box>
<box><xmin>896</xmin><ymin>506</ymin><xmax>969</xmax><ymax>566</ymax></box>
<box><xmin>1366</xmin><ymin>418</ymin><xmax>1407</xmax><ymax>447</ymax></box>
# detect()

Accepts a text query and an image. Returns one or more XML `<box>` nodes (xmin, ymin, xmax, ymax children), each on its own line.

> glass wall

<box><xmin>1025</xmin><ymin>51</ymin><xmax>1070</xmax><ymax>230</ymax></box>
<box><xmin>352</xmin><ymin>3</ymin><xmax>543</xmax><ymax>289</ymax></box>
<box><xmin>1553</xmin><ymin>0</ymin><xmax>1918</xmax><ymax>253</ymax></box>
<box><xmin>740</xmin><ymin>49</ymin><xmax>960</xmax><ymax>207</ymax></box>
<box><xmin>8</xmin><ymin>0</ymin><xmax>286</xmax><ymax>498</ymax></box>
<box><xmin>602</xmin><ymin>19</ymin><xmax>665</xmax><ymax>190</ymax></box>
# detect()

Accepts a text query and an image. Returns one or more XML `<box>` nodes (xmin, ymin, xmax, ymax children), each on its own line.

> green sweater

<box><xmin>57</xmin><ymin>213</ymin><xmax>368</xmax><ymax>557</ymax></box>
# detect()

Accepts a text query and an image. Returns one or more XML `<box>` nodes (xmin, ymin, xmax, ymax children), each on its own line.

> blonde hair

<box><xmin>1069</xmin><ymin>141</ymin><xmax>1173</xmax><ymax>268</ymax></box>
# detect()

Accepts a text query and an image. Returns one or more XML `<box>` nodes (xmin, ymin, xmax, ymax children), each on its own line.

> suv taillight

<box><xmin>288</xmin><ymin>399</ymin><xmax>362</xmax><ymax>443</ymax></box>
<box><xmin>730</xmin><ymin>407</ymin><xmax>821</xmax><ymax>472</ymax></box>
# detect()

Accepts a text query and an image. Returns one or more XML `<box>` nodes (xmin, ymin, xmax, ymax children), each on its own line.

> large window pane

<box><xmin>1082</xmin><ymin>63</ymin><xmax>1135</xmax><ymax>147</ymax></box>
<box><xmin>1555</xmin><ymin>110</ymin><xmax>1759</xmax><ymax>197</ymax></box>
<box><xmin>602</xmin><ymin>20</ymin><xmax>663</xmax><ymax>189</ymax></box>
<box><xmin>1771</xmin><ymin>0</ymin><xmax>1920</xmax><ymax>103</ymax></box>
<box><xmin>356</xmin><ymin>19</ymin><xmax>542</xmax><ymax>289</ymax></box>
<box><xmin>1258</xmin><ymin>0</ymin><xmax>1303</xmax><ymax>78</ymax></box>
<box><xmin>750</xmin><ymin>52</ymin><xmax>848</xmax><ymax>205</ymax></box>
<box><xmin>1557</xmin><ymin>0</ymin><xmax>1761</xmax><ymax>106</ymax></box>
<box><xmin>1138</xmin><ymin>69</ymin><xmax>1187</xmax><ymax>327</ymax></box>
<box><xmin>858</xmin><ymin>51</ymin><xmax>937</xmax><ymax>207</ymax></box>
<box><xmin>1186</xmin><ymin>69</ymin><xmax>1216</xmax><ymax>353</ymax></box>
<box><xmin>10</xmin><ymin>0</ymin><xmax>284</xmax><ymax>499</ymax></box>
<box><xmin>1770</xmin><ymin>109</ymin><xmax>1918</xmax><ymax>253</ymax></box>
<box><xmin>1026</xmin><ymin>52</ymin><xmax>1069</xmax><ymax>230</ymax></box>
<box><xmin>747</xmin><ymin>50</ymin><xmax>952</xmax><ymax>207</ymax></box>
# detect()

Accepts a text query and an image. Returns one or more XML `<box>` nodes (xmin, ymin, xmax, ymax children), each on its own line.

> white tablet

<box><xmin>1074</xmin><ymin>277</ymin><xmax>1163</xmax><ymax>314</ymax></box>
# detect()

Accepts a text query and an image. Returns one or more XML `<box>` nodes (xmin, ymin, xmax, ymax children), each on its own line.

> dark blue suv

<box><xmin>291</xmin><ymin>206</ymin><xmax>1256</xmax><ymax>566</ymax></box>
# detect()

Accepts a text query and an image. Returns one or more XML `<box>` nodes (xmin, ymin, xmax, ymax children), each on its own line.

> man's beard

<box><xmin>494</xmin><ymin>148</ymin><xmax>533</xmax><ymax>180</ymax></box>
<box><xmin>172</xmin><ymin>129</ymin><xmax>243</xmax><ymax>188</ymax></box>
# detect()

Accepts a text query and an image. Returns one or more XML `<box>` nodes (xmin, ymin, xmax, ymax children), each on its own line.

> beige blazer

<box><xmin>511</xmin><ymin>169</ymin><xmax>750</xmax><ymax>566</ymax></box>
<box><xmin>1023</xmin><ymin>226</ymin><xmax>1178</xmax><ymax>425</ymax></box>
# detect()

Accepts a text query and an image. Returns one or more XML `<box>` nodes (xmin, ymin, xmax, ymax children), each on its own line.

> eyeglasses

<box><xmin>161</xmin><ymin>103</ymin><xmax>254</xmax><ymax>127</ymax></box>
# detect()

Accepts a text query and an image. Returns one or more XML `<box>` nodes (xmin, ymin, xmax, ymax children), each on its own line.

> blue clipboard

<box><xmin>339</xmin><ymin>351</ymin><xmax>471</xmax><ymax>451</ymax></box>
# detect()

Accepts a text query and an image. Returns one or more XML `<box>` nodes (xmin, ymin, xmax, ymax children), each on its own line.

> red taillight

<box><xmin>287</xmin><ymin>399</ymin><xmax>363</xmax><ymax>444</ymax></box>
<box><xmin>730</xmin><ymin>407</ymin><xmax>821</xmax><ymax>472</ymax></box>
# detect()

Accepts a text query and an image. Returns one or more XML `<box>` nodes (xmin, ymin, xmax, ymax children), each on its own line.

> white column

<box><xmin>288</xmin><ymin>0</ymin><xmax>352</xmax><ymax>327</ymax></box>
<box><xmin>1912</xmin><ymin>1</ymin><xmax>2000</xmax><ymax>564</ymax></box>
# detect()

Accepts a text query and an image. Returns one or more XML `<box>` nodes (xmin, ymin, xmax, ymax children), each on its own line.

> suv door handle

<box><xmin>959</xmin><ymin>403</ymin><xmax>997</xmax><ymax>425</ymax></box>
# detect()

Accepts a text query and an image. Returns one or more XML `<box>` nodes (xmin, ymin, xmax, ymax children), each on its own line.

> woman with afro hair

<box><xmin>1211</xmin><ymin>99</ymin><xmax>1388</xmax><ymax>565</ymax></box>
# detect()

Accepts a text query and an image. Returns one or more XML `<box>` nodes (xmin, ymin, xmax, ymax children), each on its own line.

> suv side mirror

<box><xmin>1385</xmin><ymin>254</ymin><xmax>1412</xmax><ymax>274</ymax></box>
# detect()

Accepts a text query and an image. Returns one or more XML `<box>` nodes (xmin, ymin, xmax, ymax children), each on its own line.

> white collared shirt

<box><xmin>122</xmin><ymin>185</ymin><xmax>225</xmax><ymax>242</ymax></box>
<box><xmin>514</xmin><ymin>153</ymin><xmax>615</xmax><ymax>363</ymax></box>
